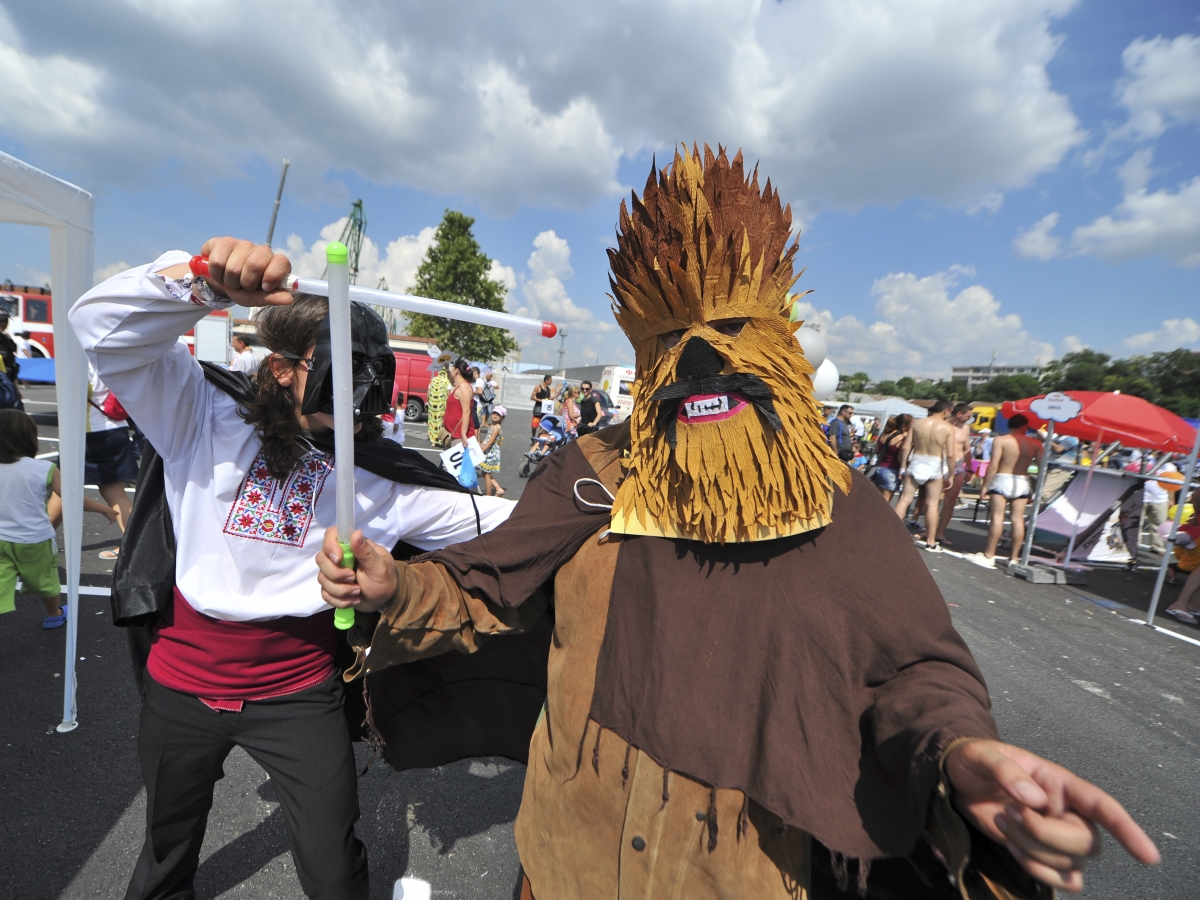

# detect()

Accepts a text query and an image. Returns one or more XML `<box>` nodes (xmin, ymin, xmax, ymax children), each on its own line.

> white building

<box><xmin>951</xmin><ymin>364</ymin><xmax>1041</xmax><ymax>388</ymax></box>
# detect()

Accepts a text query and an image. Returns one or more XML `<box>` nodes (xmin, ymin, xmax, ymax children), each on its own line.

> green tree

<box><xmin>894</xmin><ymin>376</ymin><xmax>917</xmax><ymax>399</ymax></box>
<box><xmin>970</xmin><ymin>373</ymin><xmax>1041</xmax><ymax>402</ymax></box>
<box><xmin>1039</xmin><ymin>349</ymin><xmax>1112</xmax><ymax>392</ymax></box>
<box><xmin>404</xmin><ymin>210</ymin><xmax>520</xmax><ymax>361</ymax></box>
<box><xmin>840</xmin><ymin>371</ymin><xmax>871</xmax><ymax>393</ymax></box>
<box><xmin>874</xmin><ymin>379</ymin><xmax>900</xmax><ymax>397</ymax></box>
<box><xmin>921</xmin><ymin>377</ymin><xmax>970</xmax><ymax>402</ymax></box>
<box><xmin>1142</xmin><ymin>349</ymin><xmax>1200</xmax><ymax>417</ymax></box>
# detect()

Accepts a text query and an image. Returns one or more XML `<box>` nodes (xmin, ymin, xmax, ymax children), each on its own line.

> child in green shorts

<box><xmin>0</xmin><ymin>409</ymin><xmax>117</xmax><ymax>627</ymax></box>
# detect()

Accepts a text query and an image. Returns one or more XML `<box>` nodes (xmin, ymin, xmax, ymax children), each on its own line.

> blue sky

<box><xmin>1</xmin><ymin>0</ymin><xmax>1197</xmax><ymax>376</ymax></box>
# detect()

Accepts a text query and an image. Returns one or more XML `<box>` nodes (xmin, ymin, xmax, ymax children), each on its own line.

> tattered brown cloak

<box><xmin>608</xmin><ymin>144</ymin><xmax>851</xmax><ymax>543</ymax></box>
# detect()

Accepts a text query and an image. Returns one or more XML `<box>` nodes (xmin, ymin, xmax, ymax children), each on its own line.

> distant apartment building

<box><xmin>951</xmin><ymin>364</ymin><xmax>1041</xmax><ymax>388</ymax></box>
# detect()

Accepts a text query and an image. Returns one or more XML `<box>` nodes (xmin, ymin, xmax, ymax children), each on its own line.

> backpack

<box><xmin>481</xmin><ymin>381</ymin><xmax>496</xmax><ymax>403</ymax></box>
<box><xmin>0</xmin><ymin>371</ymin><xmax>20</xmax><ymax>410</ymax></box>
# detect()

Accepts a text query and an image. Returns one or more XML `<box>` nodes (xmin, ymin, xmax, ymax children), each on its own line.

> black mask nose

<box><xmin>676</xmin><ymin>336</ymin><xmax>724</xmax><ymax>380</ymax></box>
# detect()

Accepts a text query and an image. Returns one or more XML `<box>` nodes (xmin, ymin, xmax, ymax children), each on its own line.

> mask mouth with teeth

<box><xmin>606</xmin><ymin>145</ymin><xmax>851</xmax><ymax>544</ymax></box>
<box><xmin>298</xmin><ymin>302</ymin><xmax>396</xmax><ymax>423</ymax></box>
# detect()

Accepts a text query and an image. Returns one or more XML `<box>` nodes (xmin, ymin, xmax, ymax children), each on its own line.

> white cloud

<box><xmin>1122</xmin><ymin>318</ymin><xmax>1200</xmax><ymax>353</ymax></box>
<box><xmin>1117</xmin><ymin>34</ymin><xmax>1200</xmax><ymax>140</ymax></box>
<box><xmin>510</xmin><ymin>230</ymin><xmax>614</xmax><ymax>367</ymax></box>
<box><xmin>283</xmin><ymin>221</ymin><xmax>437</xmax><ymax>292</ymax></box>
<box><xmin>488</xmin><ymin>260</ymin><xmax>517</xmax><ymax>294</ymax></box>
<box><xmin>11</xmin><ymin>262</ymin><xmax>50</xmax><ymax>287</ymax></box>
<box><xmin>794</xmin><ymin>267</ymin><xmax>1054</xmax><ymax>380</ymax></box>
<box><xmin>1070</xmin><ymin>171</ymin><xmax>1200</xmax><ymax>268</ymax></box>
<box><xmin>1059</xmin><ymin>334</ymin><xmax>1087</xmax><ymax>355</ymax></box>
<box><xmin>93</xmin><ymin>261</ymin><xmax>131</xmax><ymax>284</ymax></box>
<box><xmin>0</xmin><ymin>0</ymin><xmax>1083</xmax><ymax>214</ymax></box>
<box><xmin>1081</xmin><ymin>33</ymin><xmax>1200</xmax><ymax>170</ymax></box>
<box><xmin>1013</xmin><ymin>212</ymin><xmax>1062</xmax><ymax>260</ymax></box>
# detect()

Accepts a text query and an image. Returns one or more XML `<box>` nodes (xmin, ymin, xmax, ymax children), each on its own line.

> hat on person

<box><xmin>492</xmin><ymin>405</ymin><xmax>507</xmax><ymax>418</ymax></box>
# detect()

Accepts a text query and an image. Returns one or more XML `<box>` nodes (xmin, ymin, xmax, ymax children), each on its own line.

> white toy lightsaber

<box><xmin>188</xmin><ymin>256</ymin><xmax>558</xmax><ymax>337</ymax></box>
<box><xmin>325</xmin><ymin>241</ymin><xmax>358</xmax><ymax>630</ymax></box>
<box><xmin>285</xmin><ymin>274</ymin><xmax>557</xmax><ymax>337</ymax></box>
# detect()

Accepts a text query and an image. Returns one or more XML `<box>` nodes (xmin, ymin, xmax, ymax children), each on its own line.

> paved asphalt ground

<box><xmin>3</xmin><ymin>383</ymin><xmax>1198</xmax><ymax>898</ymax></box>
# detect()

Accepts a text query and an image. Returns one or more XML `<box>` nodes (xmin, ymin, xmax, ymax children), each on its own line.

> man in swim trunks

<box><xmin>934</xmin><ymin>402</ymin><xmax>975</xmax><ymax>547</ymax></box>
<box><xmin>893</xmin><ymin>398</ymin><xmax>954</xmax><ymax>551</ymax></box>
<box><xmin>969</xmin><ymin>414</ymin><xmax>1043</xmax><ymax>567</ymax></box>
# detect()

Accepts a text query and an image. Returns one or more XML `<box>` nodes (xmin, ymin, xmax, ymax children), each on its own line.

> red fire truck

<box><xmin>0</xmin><ymin>283</ymin><xmax>55</xmax><ymax>356</ymax></box>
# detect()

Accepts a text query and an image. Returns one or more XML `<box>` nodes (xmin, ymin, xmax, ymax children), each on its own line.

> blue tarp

<box><xmin>16</xmin><ymin>357</ymin><xmax>55</xmax><ymax>383</ymax></box>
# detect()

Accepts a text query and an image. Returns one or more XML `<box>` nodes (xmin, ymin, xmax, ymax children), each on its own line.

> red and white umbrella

<box><xmin>1002</xmin><ymin>391</ymin><xmax>1197</xmax><ymax>454</ymax></box>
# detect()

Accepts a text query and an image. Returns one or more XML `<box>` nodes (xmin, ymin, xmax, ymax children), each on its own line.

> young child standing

<box><xmin>477</xmin><ymin>406</ymin><xmax>507</xmax><ymax>497</ymax></box>
<box><xmin>0</xmin><ymin>409</ymin><xmax>117</xmax><ymax>628</ymax></box>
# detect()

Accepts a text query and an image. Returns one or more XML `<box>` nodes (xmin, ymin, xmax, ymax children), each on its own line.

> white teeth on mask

<box><xmin>684</xmin><ymin>395</ymin><xmax>730</xmax><ymax>418</ymax></box>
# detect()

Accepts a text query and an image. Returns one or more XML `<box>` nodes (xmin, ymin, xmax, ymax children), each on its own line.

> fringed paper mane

<box><xmin>608</xmin><ymin>144</ymin><xmax>851</xmax><ymax>543</ymax></box>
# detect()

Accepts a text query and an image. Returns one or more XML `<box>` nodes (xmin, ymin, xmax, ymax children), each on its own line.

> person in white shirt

<box><xmin>70</xmin><ymin>237</ymin><xmax>513</xmax><ymax>900</ymax></box>
<box><xmin>229</xmin><ymin>334</ymin><xmax>260</xmax><ymax>377</ymax></box>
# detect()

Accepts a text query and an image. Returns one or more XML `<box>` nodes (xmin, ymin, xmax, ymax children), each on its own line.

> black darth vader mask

<box><xmin>298</xmin><ymin>302</ymin><xmax>396</xmax><ymax>422</ymax></box>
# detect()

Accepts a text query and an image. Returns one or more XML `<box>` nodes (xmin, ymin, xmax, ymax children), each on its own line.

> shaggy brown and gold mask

<box><xmin>608</xmin><ymin>145</ymin><xmax>851</xmax><ymax>544</ymax></box>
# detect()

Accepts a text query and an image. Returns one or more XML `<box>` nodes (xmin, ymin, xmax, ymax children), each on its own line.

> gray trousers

<box><xmin>1143</xmin><ymin>500</ymin><xmax>1168</xmax><ymax>552</ymax></box>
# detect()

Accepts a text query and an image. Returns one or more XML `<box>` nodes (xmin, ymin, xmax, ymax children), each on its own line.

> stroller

<box><xmin>519</xmin><ymin>414</ymin><xmax>568</xmax><ymax>478</ymax></box>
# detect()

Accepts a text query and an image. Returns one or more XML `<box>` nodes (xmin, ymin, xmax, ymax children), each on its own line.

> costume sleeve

<box><xmin>68</xmin><ymin>252</ymin><xmax>230</xmax><ymax>465</ymax></box>
<box><xmin>346</xmin><ymin>558</ymin><xmax>547</xmax><ymax>679</ymax></box>
<box><xmin>393</xmin><ymin>491</ymin><xmax>513</xmax><ymax>551</ymax></box>
<box><xmin>346</xmin><ymin>441</ymin><xmax>609</xmax><ymax>677</ymax></box>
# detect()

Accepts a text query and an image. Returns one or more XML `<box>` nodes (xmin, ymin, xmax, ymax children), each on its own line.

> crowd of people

<box><xmin>825</xmin><ymin>399</ymin><xmax>1198</xmax><ymax>582</ymax></box>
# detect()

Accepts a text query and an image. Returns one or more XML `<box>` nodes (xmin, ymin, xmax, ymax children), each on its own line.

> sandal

<box><xmin>1164</xmin><ymin>609</ymin><xmax>1198</xmax><ymax>625</ymax></box>
<box><xmin>99</xmin><ymin>548</ymin><xmax>120</xmax><ymax>560</ymax></box>
<box><xmin>43</xmin><ymin>613</ymin><xmax>65</xmax><ymax>629</ymax></box>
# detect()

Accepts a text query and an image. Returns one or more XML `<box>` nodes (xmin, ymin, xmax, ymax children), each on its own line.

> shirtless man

<box><xmin>968</xmin><ymin>414</ymin><xmax>1043</xmax><ymax>567</ymax></box>
<box><xmin>934</xmin><ymin>402</ymin><xmax>975</xmax><ymax>546</ymax></box>
<box><xmin>893</xmin><ymin>398</ymin><xmax>954</xmax><ymax>551</ymax></box>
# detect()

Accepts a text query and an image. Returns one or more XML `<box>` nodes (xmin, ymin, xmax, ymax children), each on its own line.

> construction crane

<box><xmin>322</xmin><ymin>199</ymin><xmax>367</xmax><ymax>284</ymax></box>
<box><xmin>374</xmin><ymin>276</ymin><xmax>401</xmax><ymax>334</ymax></box>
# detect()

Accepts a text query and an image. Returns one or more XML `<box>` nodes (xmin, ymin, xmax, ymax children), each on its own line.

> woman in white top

<box><xmin>70</xmin><ymin>237</ymin><xmax>513</xmax><ymax>900</ymax></box>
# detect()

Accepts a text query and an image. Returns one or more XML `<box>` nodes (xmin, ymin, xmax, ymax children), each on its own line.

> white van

<box><xmin>599</xmin><ymin>366</ymin><xmax>637</xmax><ymax>423</ymax></box>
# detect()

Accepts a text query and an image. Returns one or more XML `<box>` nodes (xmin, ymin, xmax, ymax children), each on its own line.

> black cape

<box><xmin>114</xmin><ymin>362</ymin><xmax>551</xmax><ymax>762</ymax></box>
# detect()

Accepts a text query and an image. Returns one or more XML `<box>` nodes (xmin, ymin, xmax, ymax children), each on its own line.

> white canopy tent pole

<box><xmin>0</xmin><ymin>151</ymin><xmax>93</xmax><ymax>733</ymax></box>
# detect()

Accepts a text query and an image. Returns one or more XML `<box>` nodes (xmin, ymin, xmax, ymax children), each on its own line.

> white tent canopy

<box><xmin>822</xmin><ymin>397</ymin><xmax>928</xmax><ymax>420</ymax></box>
<box><xmin>1</xmin><ymin>150</ymin><xmax>93</xmax><ymax>732</ymax></box>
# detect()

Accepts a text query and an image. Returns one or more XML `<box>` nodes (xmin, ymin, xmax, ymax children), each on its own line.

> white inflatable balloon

<box><xmin>796</xmin><ymin>326</ymin><xmax>827</xmax><ymax>371</ymax></box>
<box><xmin>810</xmin><ymin>358</ymin><xmax>839</xmax><ymax>401</ymax></box>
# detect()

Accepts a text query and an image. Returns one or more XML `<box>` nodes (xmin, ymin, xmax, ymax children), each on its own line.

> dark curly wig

<box><xmin>241</xmin><ymin>293</ymin><xmax>383</xmax><ymax>479</ymax></box>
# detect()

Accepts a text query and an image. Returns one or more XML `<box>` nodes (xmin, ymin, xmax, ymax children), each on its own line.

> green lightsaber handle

<box><xmin>333</xmin><ymin>540</ymin><xmax>356</xmax><ymax>630</ymax></box>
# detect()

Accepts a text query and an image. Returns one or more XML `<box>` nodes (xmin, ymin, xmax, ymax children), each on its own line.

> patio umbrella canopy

<box><xmin>1002</xmin><ymin>391</ymin><xmax>1198</xmax><ymax>453</ymax></box>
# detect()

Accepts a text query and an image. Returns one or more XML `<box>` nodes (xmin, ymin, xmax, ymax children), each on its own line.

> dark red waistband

<box><xmin>147</xmin><ymin>587</ymin><xmax>336</xmax><ymax>711</ymax></box>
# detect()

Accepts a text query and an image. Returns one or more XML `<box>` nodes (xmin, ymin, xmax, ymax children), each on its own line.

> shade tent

<box><xmin>847</xmin><ymin>397</ymin><xmax>929</xmax><ymax>421</ymax></box>
<box><xmin>0</xmin><ymin>151</ymin><xmax>93</xmax><ymax>732</ymax></box>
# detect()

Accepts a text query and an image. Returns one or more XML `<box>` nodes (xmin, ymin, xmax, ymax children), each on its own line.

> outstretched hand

<box><xmin>200</xmin><ymin>237</ymin><xmax>293</xmax><ymax>307</ymax></box>
<box><xmin>944</xmin><ymin>739</ymin><xmax>1159</xmax><ymax>892</ymax></box>
<box><xmin>315</xmin><ymin>527</ymin><xmax>400</xmax><ymax>614</ymax></box>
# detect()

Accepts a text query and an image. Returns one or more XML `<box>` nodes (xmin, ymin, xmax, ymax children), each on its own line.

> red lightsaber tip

<box><xmin>541</xmin><ymin>322</ymin><xmax>558</xmax><ymax>338</ymax></box>
<box><xmin>189</xmin><ymin>255</ymin><xmax>210</xmax><ymax>278</ymax></box>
